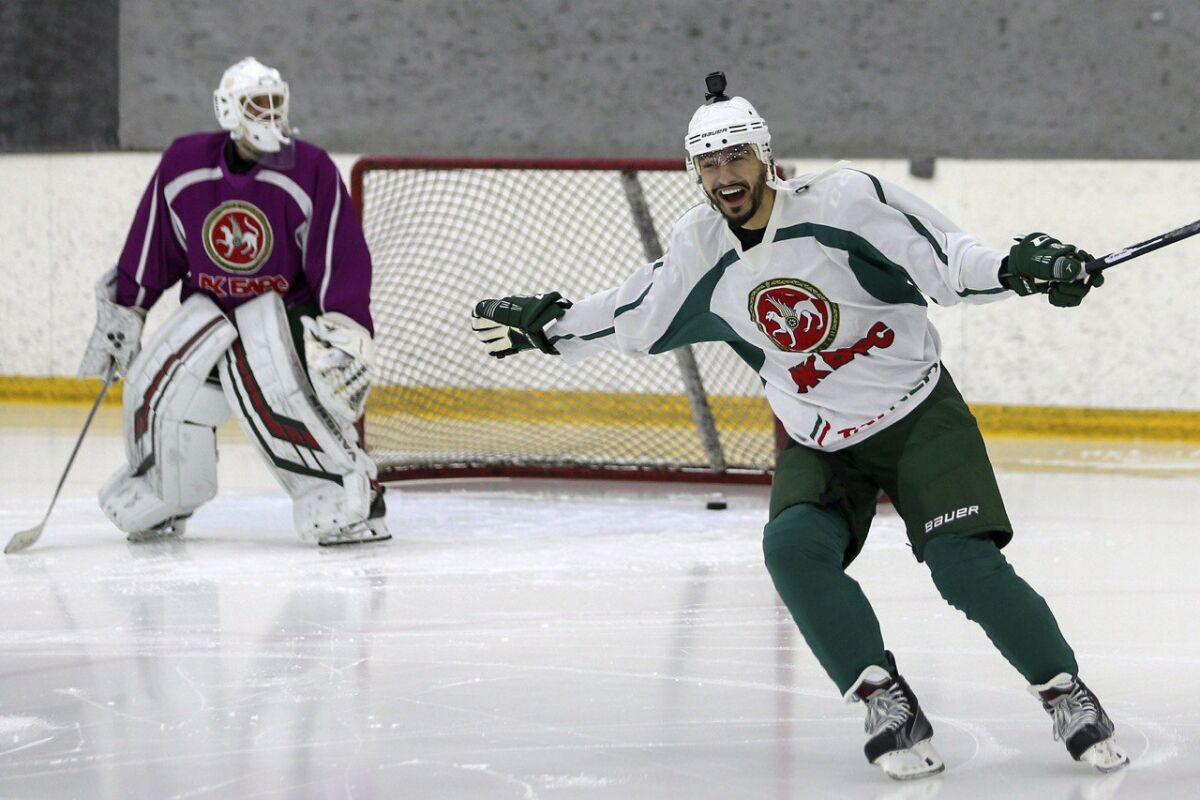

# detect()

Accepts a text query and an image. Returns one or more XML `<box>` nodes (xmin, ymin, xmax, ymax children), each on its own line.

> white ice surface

<box><xmin>0</xmin><ymin>404</ymin><xmax>1198</xmax><ymax>799</ymax></box>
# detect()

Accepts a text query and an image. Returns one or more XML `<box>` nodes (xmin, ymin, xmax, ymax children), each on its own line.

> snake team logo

<box><xmin>748</xmin><ymin>278</ymin><xmax>839</xmax><ymax>352</ymax></box>
<box><xmin>202</xmin><ymin>201</ymin><xmax>273</xmax><ymax>274</ymax></box>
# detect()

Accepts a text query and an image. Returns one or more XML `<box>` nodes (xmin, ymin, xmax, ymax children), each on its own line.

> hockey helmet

<box><xmin>684</xmin><ymin>72</ymin><xmax>776</xmax><ymax>187</ymax></box>
<box><xmin>213</xmin><ymin>57</ymin><xmax>291</xmax><ymax>154</ymax></box>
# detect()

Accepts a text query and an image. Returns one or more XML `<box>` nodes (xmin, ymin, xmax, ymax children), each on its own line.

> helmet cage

<box><xmin>684</xmin><ymin>100</ymin><xmax>776</xmax><ymax>187</ymax></box>
<box><xmin>213</xmin><ymin>58</ymin><xmax>292</xmax><ymax>154</ymax></box>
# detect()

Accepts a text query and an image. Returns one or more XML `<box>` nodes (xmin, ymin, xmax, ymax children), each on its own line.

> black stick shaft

<box><xmin>1085</xmin><ymin>218</ymin><xmax>1200</xmax><ymax>274</ymax></box>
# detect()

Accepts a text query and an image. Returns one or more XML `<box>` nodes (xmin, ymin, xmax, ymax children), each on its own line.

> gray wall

<box><xmin>5</xmin><ymin>1</ymin><xmax>1198</xmax><ymax>158</ymax></box>
<box><xmin>0</xmin><ymin>0</ymin><xmax>119</xmax><ymax>151</ymax></box>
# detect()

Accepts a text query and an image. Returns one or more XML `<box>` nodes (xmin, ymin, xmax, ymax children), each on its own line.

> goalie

<box><xmin>78</xmin><ymin>57</ymin><xmax>388</xmax><ymax>547</ymax></box>
<box><xmin>472</xmin><ymin>74</ymin><xmax>1125</xmax><ymax>779</ymax></box>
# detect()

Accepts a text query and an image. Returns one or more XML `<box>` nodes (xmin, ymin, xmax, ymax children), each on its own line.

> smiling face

<box><xmin>695</xmin><ymin>143</ymin><xmax>775</xmax><ymax>229</ymax></box>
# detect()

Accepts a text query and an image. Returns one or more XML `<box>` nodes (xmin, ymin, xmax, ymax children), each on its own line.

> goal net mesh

<box><xmin>355</xmin><ymin>158</ymin><xmax>777</xmax><ymax>481</ymax></box>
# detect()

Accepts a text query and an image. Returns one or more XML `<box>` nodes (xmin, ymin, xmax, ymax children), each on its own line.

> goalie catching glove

<box><xmin>301</xmin><ymin>312</ymin><xmax>373</xmax><ymax>428</ymax></box>
<box><xmin>472</xmin><ymin>292</ymin><xmax>572</xmax><ymax>358</ymax></box>
<box><xmin>1002</xmin><ymin>232</ymin><xmax>1105</xmax><ymax>308</ymax></box>
<box><xmin>78</xmin><ymin>266</ymin><xmax>146</xmax><ymax>378</ymax></box>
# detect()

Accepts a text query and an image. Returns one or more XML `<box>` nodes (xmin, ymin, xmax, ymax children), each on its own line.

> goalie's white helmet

<box><xmin>213</xmin><ymin>57</ymin><xmax>291</xmax><ymax>154</ymax></box>
<box><xmin>684</xmin><ymin>80</ymin><xmax>776</xmax><ymax>188</ymax></box>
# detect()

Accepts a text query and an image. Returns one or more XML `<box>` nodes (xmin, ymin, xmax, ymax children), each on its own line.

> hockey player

<box><xmin>471</xmin><ymin>73</ymin><xmax>1126</xmax><ymax>779</ymax></box>
<box><xmin>78</xmin><ymin>56</ymin><xmax>389</xmax><ymax>547</ymax></box>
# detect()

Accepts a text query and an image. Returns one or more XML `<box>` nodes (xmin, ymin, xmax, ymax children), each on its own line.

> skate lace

<box><xmin>864</xmin><ymin>684</ymin><xmax>911</xmax><ymax>735</ymax></box>
<box><xmin>1050</xmin><ymin>684</ymin><xmax>1098</xmax><ymax>742</ymax></box>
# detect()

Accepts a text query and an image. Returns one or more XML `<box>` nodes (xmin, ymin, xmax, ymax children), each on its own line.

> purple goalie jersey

<box><xmin>116</xmin><ymin>131</ymin><xmax>374</xmax><ymax>334</ymax></box>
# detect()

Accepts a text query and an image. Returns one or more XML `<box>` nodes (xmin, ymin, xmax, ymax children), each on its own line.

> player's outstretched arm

<box><xmin>471</xmin><ymin>293</ymin><xmax>572</xmax><ymax>359</ymax></box>
<box><xmin>1001</xmin><ymin>232</ymin><xmax>1105</xmax><ymax>307</ymax></box>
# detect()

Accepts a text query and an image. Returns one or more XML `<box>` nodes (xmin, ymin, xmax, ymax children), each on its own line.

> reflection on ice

<box><xmin>0</xmin><ymin>405</ymin><xmax>1196</xmax><ymax>798</ymax></box>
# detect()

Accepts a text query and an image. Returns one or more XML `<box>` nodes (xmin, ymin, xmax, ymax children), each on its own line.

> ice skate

<box><xmin>317</xmin><ymin>490</ymin><xmax>391</xmax><ymax>546</ymax></box>
<box><xmin>126</xmin><ymin>514</ymin><xmax>190</xmax><ymax>543</ymax></box>
<box><xmin>1030</xmin><ymin>673</ymin><xmax>1129</xmax><ymax>773</ymax></box>
<box><xmin>847</xmin><ymin>654</ymin><xmax>945</xmax><ymax>781</ymax></box>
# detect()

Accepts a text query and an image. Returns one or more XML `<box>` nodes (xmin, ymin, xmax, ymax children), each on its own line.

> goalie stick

<box><xmin>1084</xmin><ymin>217</ymin><xmax>1200</xmax><ymax>275</ymax></box>
<box><xmin>5</xmin><ymin>362</ymin><xmax>116</xmax><ymax>554</ymax></box>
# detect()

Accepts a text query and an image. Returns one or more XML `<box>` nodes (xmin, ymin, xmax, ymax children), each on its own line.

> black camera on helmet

<box><xmin>704</xmin><ymin>71</ymin><xmax>729</xmax><ymax>104</ymax></box>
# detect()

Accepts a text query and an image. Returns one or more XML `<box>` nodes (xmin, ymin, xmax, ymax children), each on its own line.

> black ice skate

<box><xmin>1030</xmin><ymin>673</ymin><xmax>1129</xmax><ymax>773</ymax></box>
<box><xmin>846</xmin><ymin>654</ymin><xmax>945</xmax><ymax>781</ymax></box>
<box><xmin>317</xmin><ymin>489</ymin><xmax>391</xmax><ymax>546</ymax></box>
<box><xmin>126</xmin><ymin>514</ymin><xmax>190</xmax><ymax>543</ymax></box>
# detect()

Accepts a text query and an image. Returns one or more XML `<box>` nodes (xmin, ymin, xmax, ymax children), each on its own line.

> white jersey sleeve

<box><xmin>550</xmin><ymin>212</ymin><xmax>709</xmax><ymax>363</ymax></box>
<box><xmin>837</xmin><ymin>170</ymin><xmax>1009</xmax><ymax>306</ymax></box>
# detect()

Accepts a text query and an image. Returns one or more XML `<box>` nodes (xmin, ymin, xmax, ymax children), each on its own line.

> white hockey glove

<box><xmin>78</xmin><ymin>267</ymin><xmax>146</xmax><ymax>378</ymax></box>
<box><xmin>301</xmin><ymin>312</ymin><xmax>374</xmax><ymax>428</ymax></box>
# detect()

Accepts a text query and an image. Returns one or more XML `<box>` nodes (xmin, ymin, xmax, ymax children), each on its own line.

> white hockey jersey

<box><xmin>550</xmin><ymin>167</ymin><xmax>1012</xmax><ymax>451</ymax></box>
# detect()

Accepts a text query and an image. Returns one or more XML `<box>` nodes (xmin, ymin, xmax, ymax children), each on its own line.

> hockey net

<box><xmin>353</xmin><ymin>157</ymin><xmax>780</xmax><ymax>483</ymax></box>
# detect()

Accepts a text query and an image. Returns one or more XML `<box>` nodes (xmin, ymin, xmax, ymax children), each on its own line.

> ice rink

<box><xmin>0</xmin><ymin>402</ymin><xmax>1197</xmax><ymax>799</ymax></box>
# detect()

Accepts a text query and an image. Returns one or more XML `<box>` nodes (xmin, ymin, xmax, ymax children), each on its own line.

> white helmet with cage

<box><xmin>684</xmin><ymin>73</ymin><xmax>777</xmax><ymax>188</ymax></box>
<box><xmin>213</xmin><ymin>57</ymin><xmax>291</xmax><ymax>154</ymax></box>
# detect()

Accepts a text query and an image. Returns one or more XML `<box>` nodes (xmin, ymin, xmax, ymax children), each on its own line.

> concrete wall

<box><xmin>111</xmin><ymin>0</ymin><xmax>1200</xmax><ymax>158</ymax></box>
<box><xmin>2</xmin><ymin>153</ymin><xmax>1198</xmax><ymax>412</ymax></box>
<box><xmin>0</xmin><ymin>0</ymin><xmax>119</xmax><ymax>151</ymax></box>
<box><xmin>3</xmin><ymin>2</ymin><xmax>1198</xmax><ymax>158</ymax></box>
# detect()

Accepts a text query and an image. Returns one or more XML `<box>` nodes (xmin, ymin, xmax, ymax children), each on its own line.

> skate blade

<box><xmin>1081</xmin><ymin>738</ymin><xmax>1129</xmax><ymax>773</ymax></box>
<box><xmin>318</xmin><ymin>532</ymin><xmax>392</xmax><ymax>547</ymax></box>
<box><xmin>126</xmin><ymin>522</ymin><xmax>186</xmax><ymax>543</ymax></box>
<box><xmin>317</xmin><ymin>515</ymin><xmax>392</xmax><ymax>547</ymax></box>
<box><xmin>876</xmin><ymin>739</ymin><xmax>946</xmax><ymax>781</ymax></box>
<box><xmin>317</xmin><ymin>524</ymin><xmax>392</xmax><ymax>547</ymax></box>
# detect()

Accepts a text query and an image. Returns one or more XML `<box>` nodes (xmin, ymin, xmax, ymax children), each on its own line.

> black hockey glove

<box><xmin>1001</xmin><ymin>232</ymin><xmax>1104</xmax><ymax>307</ymax></box>
<box><xmin>472</xmin><ymin>292</ymin><xmax>572</xmax><ymax>358</ymax></box>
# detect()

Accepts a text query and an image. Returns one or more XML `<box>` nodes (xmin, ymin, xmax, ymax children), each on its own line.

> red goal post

<box><xmin>351</xmin><ymin>156</ymin><xmax>785</xmax><ymax>484</ymax></box>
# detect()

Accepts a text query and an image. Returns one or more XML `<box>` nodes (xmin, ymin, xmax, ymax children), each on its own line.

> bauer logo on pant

<box><xmin>202</xmin><ymin>201</ymin><xmax>273</xmax><ymax>274</ymax></box>
<box><xmin>748</xmin><ymin>279</ymin><xmax>839</xmax><ymax>353</ymax></box>
<box><xmin>924</xmin><ymin>505</ymin><xmax>980</xmax><ymax>533</ymax></box>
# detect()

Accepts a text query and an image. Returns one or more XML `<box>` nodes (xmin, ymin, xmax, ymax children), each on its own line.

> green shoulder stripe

<box><xmin>852</xmin><ymin>169</ymin><xmax>948</xmax><ymax>266</ymax></box>
<box><xmin>649</xmin><ymin>249</ymin><xmax>745</xmax><ymax>354</ymax></box>
<box><xmin>773</xmin><ymin>223</ymin><xmax>927</xmax><ymax>307</ymax></box>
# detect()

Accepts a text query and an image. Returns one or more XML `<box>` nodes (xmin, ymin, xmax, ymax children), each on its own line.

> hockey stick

<box><xmin>1085</xmin><ymin>217</ymin><xmax>1200</xmax><ymax>275</ymax></box>
<box><xmin>4</xmin><ymin>362</ymin><xmax>117</xmax><ymax>554</ymax></box>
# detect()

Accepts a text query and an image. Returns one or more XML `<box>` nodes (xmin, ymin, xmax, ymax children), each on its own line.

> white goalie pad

<box><xmin>218</xmin><ymin>292</ymin><xmax>379</xmax><ymax>542</ymax></box>
<box><xmin>99</xmin><ymin>295</ymin><xmax>238</xmax><ymax>534</ymax></box>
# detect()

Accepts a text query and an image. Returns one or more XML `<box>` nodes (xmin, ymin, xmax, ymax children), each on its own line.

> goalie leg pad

<box><xmin>218</xmin><ymin>292</ymin><xmax>385</xmax><ymax>543</ymax></box>
<box><xmin>100</xmin><ymin>295</ymin><xmax>238</xmax><ymax>534</ymax></box>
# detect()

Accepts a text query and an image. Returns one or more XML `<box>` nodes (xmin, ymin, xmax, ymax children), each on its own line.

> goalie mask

<box><xmin>213</xmin><ymin>57</ymin><xmax>292</xmax><ymax>156</ymax></box>
<box><xmin>684</xmin><ymin>73</ymin><xmax>777</xmax><ymax>189</ymax></box>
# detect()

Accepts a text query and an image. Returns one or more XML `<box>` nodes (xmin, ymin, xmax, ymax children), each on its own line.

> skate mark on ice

<box><xmin>1121</xmin><ymin>716</ymin><xmax>1181</xmax><ymax>768</ymax></box>
<box><xmin>927</xmin><ymin>714</ymin><xmax>1018</xmax><ymax>771</ymax></box>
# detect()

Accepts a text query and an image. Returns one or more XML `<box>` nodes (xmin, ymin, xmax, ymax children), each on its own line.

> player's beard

<box><xmin>706</xmin><ymin>164</ymin><xmax>768</xmax><ymax>227</ymax></box>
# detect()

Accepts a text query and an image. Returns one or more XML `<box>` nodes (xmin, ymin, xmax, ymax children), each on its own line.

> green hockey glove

<box><xmin>472</xmin><ymin>292</ymin><xmax>571</xmax><ymax>358</ymax></box>
<box><xmin>1046</xmin><ymin>269</ymin><xmax>1104</xmax><ymax>308</ymax></box>
<box><xmin>1002</xmin><ymin>232</ymin><xmax>1103</xmax><ymax>306</ymax></box>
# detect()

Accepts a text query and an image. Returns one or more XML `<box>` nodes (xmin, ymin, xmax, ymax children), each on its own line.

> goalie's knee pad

<box><xmin>218</xmin><ymin>292</ymin><xmax>384</xmax><ymax>543</ymax></box>
<box><xmin>101</xmin><ymin>295</ymin><xmax>237</xmax><ymax>534</ymax></box>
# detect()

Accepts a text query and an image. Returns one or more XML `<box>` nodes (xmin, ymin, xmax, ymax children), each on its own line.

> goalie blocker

<box><xmin>99</xmin><ymin>292</ymin><xmax>388</xmax><ymax>546</ymax></box>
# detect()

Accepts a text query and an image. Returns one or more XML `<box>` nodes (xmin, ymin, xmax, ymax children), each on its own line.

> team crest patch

<box><xmin>202</xmin><ymin>201</ymin><xmax>273</xmax><ymax>274</ymax></box>
<box><xmin>748</xmin><ymin>278</ymin><xmax>839</xmax><ymax>352</ymax></box>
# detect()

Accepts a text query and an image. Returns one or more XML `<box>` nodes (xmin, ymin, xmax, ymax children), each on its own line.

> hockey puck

<box><xmin>705</xmin><ymin>493</ymin><xmax>728</xmax><ymax>511</ymax></box>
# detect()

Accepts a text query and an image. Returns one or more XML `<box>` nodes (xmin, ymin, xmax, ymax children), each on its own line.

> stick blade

<box><xmin>5</xmin><ymin>523</ymin><xmax>46</xmax><ymax>554</ymax></box>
